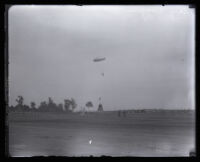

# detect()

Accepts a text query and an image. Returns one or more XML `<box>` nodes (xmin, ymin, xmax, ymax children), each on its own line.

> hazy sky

<box><xmin>8</xmin><ymin>5</ymin><xmax>195</xmax><ymax>110</ymax></box>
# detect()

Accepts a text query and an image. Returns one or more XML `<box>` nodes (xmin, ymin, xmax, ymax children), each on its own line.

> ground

<box><xmin>8</xmin><ymin>110</ymin><xmax>195</xmax><ymax>157</ymax></box>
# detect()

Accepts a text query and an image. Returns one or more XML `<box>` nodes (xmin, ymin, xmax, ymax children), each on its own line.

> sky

<box><xmin>8</xmin><ymin>5</ymin><xmax>195</xmax><ymax>110</ymax></box>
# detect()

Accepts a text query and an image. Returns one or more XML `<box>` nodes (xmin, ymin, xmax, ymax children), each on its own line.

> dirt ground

<box><xmin>8</xmin><ymin>110</ymin><xmax>195</xmax><ymax>157</ymax></box>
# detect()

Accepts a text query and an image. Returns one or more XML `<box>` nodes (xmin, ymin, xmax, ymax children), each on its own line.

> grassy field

<box><xmin>8</xmin><ymin>110</ymin><xmax>195</xmax><ymax>157</ymax></box>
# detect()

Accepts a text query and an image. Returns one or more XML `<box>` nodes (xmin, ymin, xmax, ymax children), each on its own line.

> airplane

<box><xmin>93</xmin><ymin>57</ymin><xmax>106</xmax><ymax>62</ymax></box>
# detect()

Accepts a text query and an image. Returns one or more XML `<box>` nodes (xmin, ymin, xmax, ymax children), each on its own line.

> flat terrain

<box><xmin>8</xmin><ymin>110</ymin><xmax>195</xmax><ymax>157</ymax></box>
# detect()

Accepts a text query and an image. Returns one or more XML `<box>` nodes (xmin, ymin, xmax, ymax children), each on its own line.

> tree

<box><xmin>86</xmin><ymin>101</ymin><xmax>93</xmax><ymax>111</ymax></box>
<box><xmin>16</xmin><ymin>96</ymin><xmax>24</xmax><ymax>106</ymax></box>
<box><xmin>38</xmin><ymin>101</ymin><xmax>48</xmax><ymax>112</ymax></box>
<box><xmin>58</xmin><ymin>103</ymin><xmax>64</xmax><ymax>112</ymax></box>
<box><xmin>48</xmin><ymin>97</ymin><xmax>53</xmax><ymax>105</ymax></box>
<box><xmin>47</xmin><ymin>97</ymin><xmax>58</xmax><ymax>112</ymax></box>
<box><xmin>71</xmin><ymin>98</ymin><xmax>77</xmax><ymax>111</ymax></box>
<box><xmin>30</xmin><ymin>102</ymin><xmax>37</xmax><ymax>111</ymax></box>
<box><xmin>22</xmin><ymin>104</ymin><xmax>30</xmax><ymax>111</ymax></box>
<box><xmin>64</xmin><ymin>99</ymin><xmax>72</xmax><ymax>112</ymax></box>
<box><xmin>30</xmin><ymin>102</ymin><xmax>36</xmax><ymax>109</ymax></box>
<box><xmin>15</xmin><ymin>96</ymin><xmax>24</xmax><ymax>111</ymax></box>
<box><xmin>9</xmin><ymin>105</ymin><xmax>14</xmax><ymax>112</ymax></box>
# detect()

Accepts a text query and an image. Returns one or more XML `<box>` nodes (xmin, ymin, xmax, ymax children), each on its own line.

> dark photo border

<box><xmin>1</xmin><ymin>0</ymin><xmax>199</xmax><ymax>161</ymax></box>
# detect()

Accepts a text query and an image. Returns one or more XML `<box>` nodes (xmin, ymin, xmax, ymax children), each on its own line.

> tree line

<box><xmin>8</xmin><ymin>96</ymin><xmax>81</xmax><ymax>112</ymax></box>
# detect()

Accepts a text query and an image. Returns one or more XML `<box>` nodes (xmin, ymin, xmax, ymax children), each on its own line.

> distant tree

<box><xmin>16</xmin><ymin>96</ymin><xmax>24</xmax><ymax>106</ymax></box>
<box><xmin>58</xmin><ymin>103</ymin><xmax>64</xmax><ymax>112</ymax></box>
<box><xmin>47</xmin><ymin>97</ymin><xmax>58</xmax><ymax>112</ymax></box>
<box><xmin>22</xmin><ymin>104</ymin><xmax>30</xmax><ymax>111</ymax></box>
<box><xmin>8</xmin><ymin>105</ymin><xmax>14</xmax><ymax>112</ymax></box>
<box><xmin>71</xmin><ymin>98</ymin><xmax>77</xmax><ymax>111</ymax></box>
<box><xmin>30</xmin><ymin>102</ymin><xmax>36</xmax><ymax>109</ymax></box>
<box><xmin>15</xmin><ymin>96</ymin><xmax>24</xmax><ymax>111</ymax></box>
<box><xmin>64</xmin><ymin>99</ymin><xmax>72</xmax><ymax>112</ymax></box>
<box><xmin>30</xmin><ymin>102</ymin><xmax>37</xmax><ymax>112</ymax></box>
<box><xmin>48</xmin><ymin>97</ymin><xmax>53</xmax><ymax>105</ymax></box>
<box><xmin>38</xmin><ymin>101</ymin><xmax>48</xmax><ymax>112</ymax></box>
<box><xmin>48</xmin><ymin>97</ymin><xmax>53</xmax><ymax>111</ymax></box>
<box><xmin>85</xmin><ymin>101</ymin><xmax>93</xmax><ymax>111</ymax></box>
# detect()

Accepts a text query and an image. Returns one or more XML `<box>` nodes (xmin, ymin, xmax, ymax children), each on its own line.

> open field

<box><xmin>8</xmin><ymin>110</ymin><xmax>195</xmax><ymax>157</ymax></box>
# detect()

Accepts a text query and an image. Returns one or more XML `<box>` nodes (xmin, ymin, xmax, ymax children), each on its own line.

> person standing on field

<box><xmin>118</xmin><ymin>110</ymin><xmax>121</xmax><ymax>117</ymax></box>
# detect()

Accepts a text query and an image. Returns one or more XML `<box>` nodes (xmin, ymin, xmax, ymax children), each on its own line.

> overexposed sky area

<box><xmin>8</xmin><ymin>5</ymin><xmax>195</xmax><ymax>110</ymax></box>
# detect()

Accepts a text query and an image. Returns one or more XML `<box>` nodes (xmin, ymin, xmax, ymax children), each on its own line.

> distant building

<box><xmin>97</xmin><ymin>104</ymin><xmax>103</xmax><ymax>112</ymax></box>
